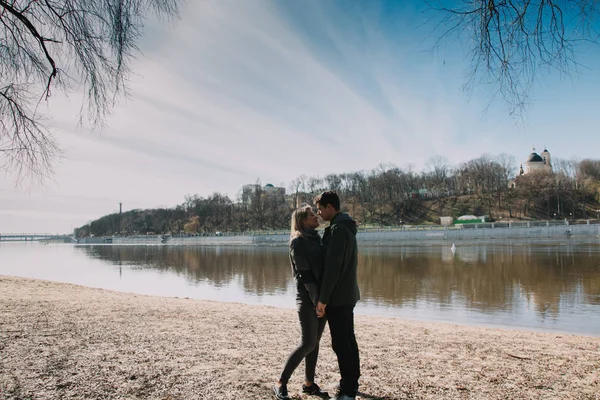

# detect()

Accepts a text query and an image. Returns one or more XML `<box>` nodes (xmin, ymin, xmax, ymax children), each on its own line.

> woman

<box><xmin>273</xmin><ymin>205</ymin><xmax>329</xmax><ymax>400</ymax></box>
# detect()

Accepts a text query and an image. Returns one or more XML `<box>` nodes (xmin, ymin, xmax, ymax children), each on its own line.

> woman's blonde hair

<box><xmin>290</xmin><ymin>205</ymin><xmax>314</xmax><ymax>242</ymax></box>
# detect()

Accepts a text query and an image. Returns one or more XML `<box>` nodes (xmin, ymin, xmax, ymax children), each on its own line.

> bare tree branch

<box><xmin>1</xmin><ymin>1</ymin><xmax>59</xmax><ymax>99</ymax></box>
<box><xmin>0</xmin><ymin>84</ymin><xmax>61</xmax><ymax>183</ymax></box>
<box><xmin>430</xmin><ymin>0</ymin><xmax>600</xmax><ymax>117</ymax></box>
<box><xmin>0</xmin><ymin>0</ymin><xmax>180</xmax><ymax>181</ymax></box>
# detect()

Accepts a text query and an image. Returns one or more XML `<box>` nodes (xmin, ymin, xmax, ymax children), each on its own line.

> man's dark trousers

<box><xmin>327</xmin><ymin>304</ymin><xmax>360</xmax><ymax>396</ymax></box>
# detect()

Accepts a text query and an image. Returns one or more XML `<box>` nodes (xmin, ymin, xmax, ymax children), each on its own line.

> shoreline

<box><xmin>3</xmin><ymin>268</ymin><xmax>598</xmax><ymax>338</ymax></box>
<box><xmin>1</xmin><ymin>276</ymin><xmax>599</xmax><ymax>399</ymax></box>
<box><xmin>67</xmin><ymin>221</ymin><xmax>600</xmax><ymax>246</ymax></box>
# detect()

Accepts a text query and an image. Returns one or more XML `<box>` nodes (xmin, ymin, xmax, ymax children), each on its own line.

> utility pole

<box><xmin>119</xmin><ymin>202</ymin><xmax>123</xmax><ymax>236</ymax></box>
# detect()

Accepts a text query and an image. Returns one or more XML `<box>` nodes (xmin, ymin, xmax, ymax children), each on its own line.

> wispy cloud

<box><xmin>2</xmin><ymin>0</ymin><xmax>600</xmax><ymax>232</ymax></box>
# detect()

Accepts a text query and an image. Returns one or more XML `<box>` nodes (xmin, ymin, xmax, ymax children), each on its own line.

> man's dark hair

<box><xmin>314</xmin><ymin>191</ymin><xmax>340</xmax><ymax>211</ymax></box>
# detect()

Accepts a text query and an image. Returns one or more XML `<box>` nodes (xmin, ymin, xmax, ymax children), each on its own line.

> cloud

<box><xmin>2</xmin><ymin>0</ymin><xmax>600</xmax><ymax>233</ymax></box>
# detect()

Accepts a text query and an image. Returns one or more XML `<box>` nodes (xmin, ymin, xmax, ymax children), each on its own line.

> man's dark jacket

<box><xmin>319</xmin><ymin>212</ymin><xmax>360</xmax><ymax>306</ymax></box>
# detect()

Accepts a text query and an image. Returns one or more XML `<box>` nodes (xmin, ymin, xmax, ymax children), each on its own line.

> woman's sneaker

<box><xmin>273</xmin><ymin>384</ymin><xmax>290</xmax><ymax>400</ymax></box>
<box><xmin>302</xmin><ymin>383</ymin><xmax>329</xmax><ymax>398</ymax></box>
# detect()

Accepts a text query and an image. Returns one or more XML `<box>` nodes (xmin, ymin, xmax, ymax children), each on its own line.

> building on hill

<box><xmin>520</xmin><ymin>147</ymin><xmax>552</xmax><ymax>175</ymax></box>
<box><xmin>240</xmin><ymin>183</ymin><xmax>286</xmax><ymax>204</ymax></box>
<box><xmin>263</xmin><ymin>183</ymin><xmax>285</xmax><ymax>196</ymax></box>
<box><xmin>242</xmin><ymin>184</ymin><xmax>261</xmax><ymax>195</ymax></box>
<box><xmin>241</xmin><ymin>184</ymin><xmax>260</xmax><ymax>205</ymax></box>
<box><xmin>510</xmin><ymin>147</ymin><xmax>553</xmax><ymax>189</ymax></box>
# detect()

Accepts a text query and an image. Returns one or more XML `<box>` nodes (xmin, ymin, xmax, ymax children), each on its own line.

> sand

<box><xmin>1</xmin><ymin>275</ymin><xmax>599</xmax><ymax>399</ymax></box>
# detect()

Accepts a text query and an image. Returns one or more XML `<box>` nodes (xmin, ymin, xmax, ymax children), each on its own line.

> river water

<box><xmin>1</xmin><ymin>240</ymin><xmax>599</xmax><ymax>335</ymax></box>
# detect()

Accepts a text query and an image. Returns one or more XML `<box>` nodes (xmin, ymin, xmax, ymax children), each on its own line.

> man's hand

<box><xmin>316</xmin><ymin>301</ymin><xmax>327</xmax><ymax>318</ymax></box>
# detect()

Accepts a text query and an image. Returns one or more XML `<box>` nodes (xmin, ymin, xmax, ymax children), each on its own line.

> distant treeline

<box><xmin>75</xmin><ymin>155</ymin><xmax>600</xmax><ymax>237</ymax></box>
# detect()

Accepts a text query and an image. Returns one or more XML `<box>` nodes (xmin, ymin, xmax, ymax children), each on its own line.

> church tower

<box><xmin>541</xmin><ymin>148</ymin><xmax>552</xmax><ymax>171</ymax></box>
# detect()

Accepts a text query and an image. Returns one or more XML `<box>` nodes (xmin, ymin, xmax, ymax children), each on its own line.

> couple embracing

<box><xmin>273</xmin><ymin>191</ymin><xmax>361</xmax><ymax>400</ymax></box>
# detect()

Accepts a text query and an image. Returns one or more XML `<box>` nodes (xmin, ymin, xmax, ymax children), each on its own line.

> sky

<box><xmin>2</xmin><ymin>0</ymin><xmax>600</xmax><ymax>234</ymax></box>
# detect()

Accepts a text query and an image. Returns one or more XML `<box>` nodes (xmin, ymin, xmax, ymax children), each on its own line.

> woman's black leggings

<box><xmin>279</xmin><ymin>306</ymin><xmax>327</xmax><ymax>384</ymax></box>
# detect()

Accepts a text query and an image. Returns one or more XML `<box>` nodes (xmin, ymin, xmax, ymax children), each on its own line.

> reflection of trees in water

<box><xmin>79</xmin><ymin>245</ymin><xmax>291</xmax><ymax>295</ymax></box>
<box><xmin>358</xmin><ymin>245</ymin><xmax>600</xmax><ymax>317</ymax></box>
<box><xmin>79</xmin><ymin>244</ymin><xmax>600</xmax><ymax>317</ymax></box>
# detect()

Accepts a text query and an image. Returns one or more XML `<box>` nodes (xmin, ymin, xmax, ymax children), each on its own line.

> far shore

<box><xmin>67</xmin><ymin>220</ymin><xmax>600</xmax><ymax>246</ymax></box>
<box><xmin>1</xmin><ymin>275</ymin><xmax>599</xmax><ymax>399</ymax></box>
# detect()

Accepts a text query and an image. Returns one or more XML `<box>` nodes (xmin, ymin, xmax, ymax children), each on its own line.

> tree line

<box><xmin>75</xmin><ymin>155</ymin><xmax>600</xmax><ymax>237</ymax></box>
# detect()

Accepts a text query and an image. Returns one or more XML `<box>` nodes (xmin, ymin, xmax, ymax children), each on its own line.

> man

<box><xmin>314</xmin><ymin>191</ymin><xmax>360</xmax><ymax>400</ymax></box>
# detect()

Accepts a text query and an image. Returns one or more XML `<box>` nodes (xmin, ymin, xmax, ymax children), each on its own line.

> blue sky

<box><xmin>2</xmin><ymin>0</ymin><xmax>600</xmax><ymax>233</ymax></box>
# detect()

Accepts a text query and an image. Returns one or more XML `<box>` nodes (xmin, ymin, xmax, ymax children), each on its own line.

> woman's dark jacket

<box><xmin>289</xmin><ymin>229</ymin><xmax>323</xmax><ymax>309</ymax></box>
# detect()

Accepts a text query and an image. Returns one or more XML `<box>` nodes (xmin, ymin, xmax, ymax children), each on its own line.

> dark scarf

<box><xmin>301</xmin><ymin>228</ymin><xmax>321</xmax><ymax>244</ymax></box>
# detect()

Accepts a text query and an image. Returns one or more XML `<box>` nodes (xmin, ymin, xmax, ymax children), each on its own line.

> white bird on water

<box><xmin>451</xmin><ymin>243</ymin><xmax>456</xmax><ymax>252</ymax></box>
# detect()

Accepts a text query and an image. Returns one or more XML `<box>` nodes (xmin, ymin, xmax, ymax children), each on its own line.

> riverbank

<box><xmin>1</xmin><ymin>276</ymin><xmax>599</xmax><ymax>399</ymax></box>
<box><xmin>70</xmin><ymin>220</ymin><xmax>600</xmax><ymax>246</ymax></box>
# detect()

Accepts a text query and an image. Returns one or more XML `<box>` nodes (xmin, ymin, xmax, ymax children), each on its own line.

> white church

<box><xmin>518</xmin><ymin>147</ymin><xmax>552</xmax><ymax>175</ymax></box>
<box><xmin>509</xmin><ymin>147</ymin><xmax>553</xmax><ymax>189</ymax></box>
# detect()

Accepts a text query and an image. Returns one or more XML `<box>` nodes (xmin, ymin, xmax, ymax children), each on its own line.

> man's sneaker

<box><xmin>302</xmin><ymin>382</ymin><xmax>329</xmax><ymax>397</ymax></box>
<box><xmin>331</xmin><ymin>394</ymin><xmax>355</xmax><ymax>400</ymax></box>
<box><xmin>331</xmin><ymin>387</ymin><xmax>355</xmax><ymax>400</ymax></box>
<box><xmin>273</xmin><ymin>384</ymin><xmax>290</xmax><ymax>400</ymax></box>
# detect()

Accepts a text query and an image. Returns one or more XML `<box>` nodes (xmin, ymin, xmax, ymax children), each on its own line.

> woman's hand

<box><xmin>316</xmin><ymin>301</ymin><xmax>327</xmax><ymax>318</ymax></box>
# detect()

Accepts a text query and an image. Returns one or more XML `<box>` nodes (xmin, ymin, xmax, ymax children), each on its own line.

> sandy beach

<box><xmin>1</xmin><ymin>276</ymin><xmax>598</xmax><ymax>399</ymax></box>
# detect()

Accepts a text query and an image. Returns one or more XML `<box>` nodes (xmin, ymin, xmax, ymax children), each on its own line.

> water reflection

<box><xmin>76</xmin><ymin>242</ymin><xmax>600</xmax><ymax>334</ymax></box>
<box><xmin>80</xmin><ymin>245</ymin><xmax>292</xmax><ymax>296</ymax></box>
<box><xmin>357</xmin><ymin>244</ymin><xmax>600</xmax><ymax>321</ymax></box>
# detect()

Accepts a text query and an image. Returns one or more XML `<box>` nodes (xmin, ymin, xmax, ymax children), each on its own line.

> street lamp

<box><xmin>553</xmin><ymin>213</ymin><xmax>556</xmax><ymax>220</ymax></box>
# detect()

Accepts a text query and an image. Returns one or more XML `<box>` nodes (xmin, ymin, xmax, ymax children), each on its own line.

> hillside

<box><xmin>75</xmin><ymin>191</ymin><xmax>600</xmax><ymax>237</ymax></box>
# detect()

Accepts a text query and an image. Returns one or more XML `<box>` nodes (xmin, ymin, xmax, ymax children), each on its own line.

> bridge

<box><xmin>0</xmin><ymin>233</ymin><xmax>73</xmax><ymax>243</ymax></box>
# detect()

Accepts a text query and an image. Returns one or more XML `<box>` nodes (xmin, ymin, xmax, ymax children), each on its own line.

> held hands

<box><xmin>316</xmin><ymin>301</ymin><xmax>327</xmax><ymax>318</ymax></box>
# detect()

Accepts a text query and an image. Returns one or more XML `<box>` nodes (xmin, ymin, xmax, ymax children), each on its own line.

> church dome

<box><xmin>527</xmin><ymin>153</ymin><xmax>544</xmax><ymax>163</ymax></box>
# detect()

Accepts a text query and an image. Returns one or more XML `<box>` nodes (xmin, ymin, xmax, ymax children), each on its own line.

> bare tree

<box><xmin>306</xmin><ymin>176</ymin><xmax>323</xmax><ymax>196</ymax></box>
<box><xmin>553</xmin><ymin>157</ymin><xmax>578</xmax><ymax>178</ymax></box>
<box><xmin>431</xmin><ymin>1</ymin><xmax>600</xmax><ymax>116</ymax></box>
<box><xmin>0</xmin><ymin>0</ymin><xmax>179</xmax><ymax>180</ymax></box>
<box><xmin>425</xmin><ymin>155</ymin><xmax>450</xmax><ymax>193</ymax></box>
<box><xmin>495</xmin><ymin>153</ymin><xmax>516</xmax><ymax>183</ymax></box>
